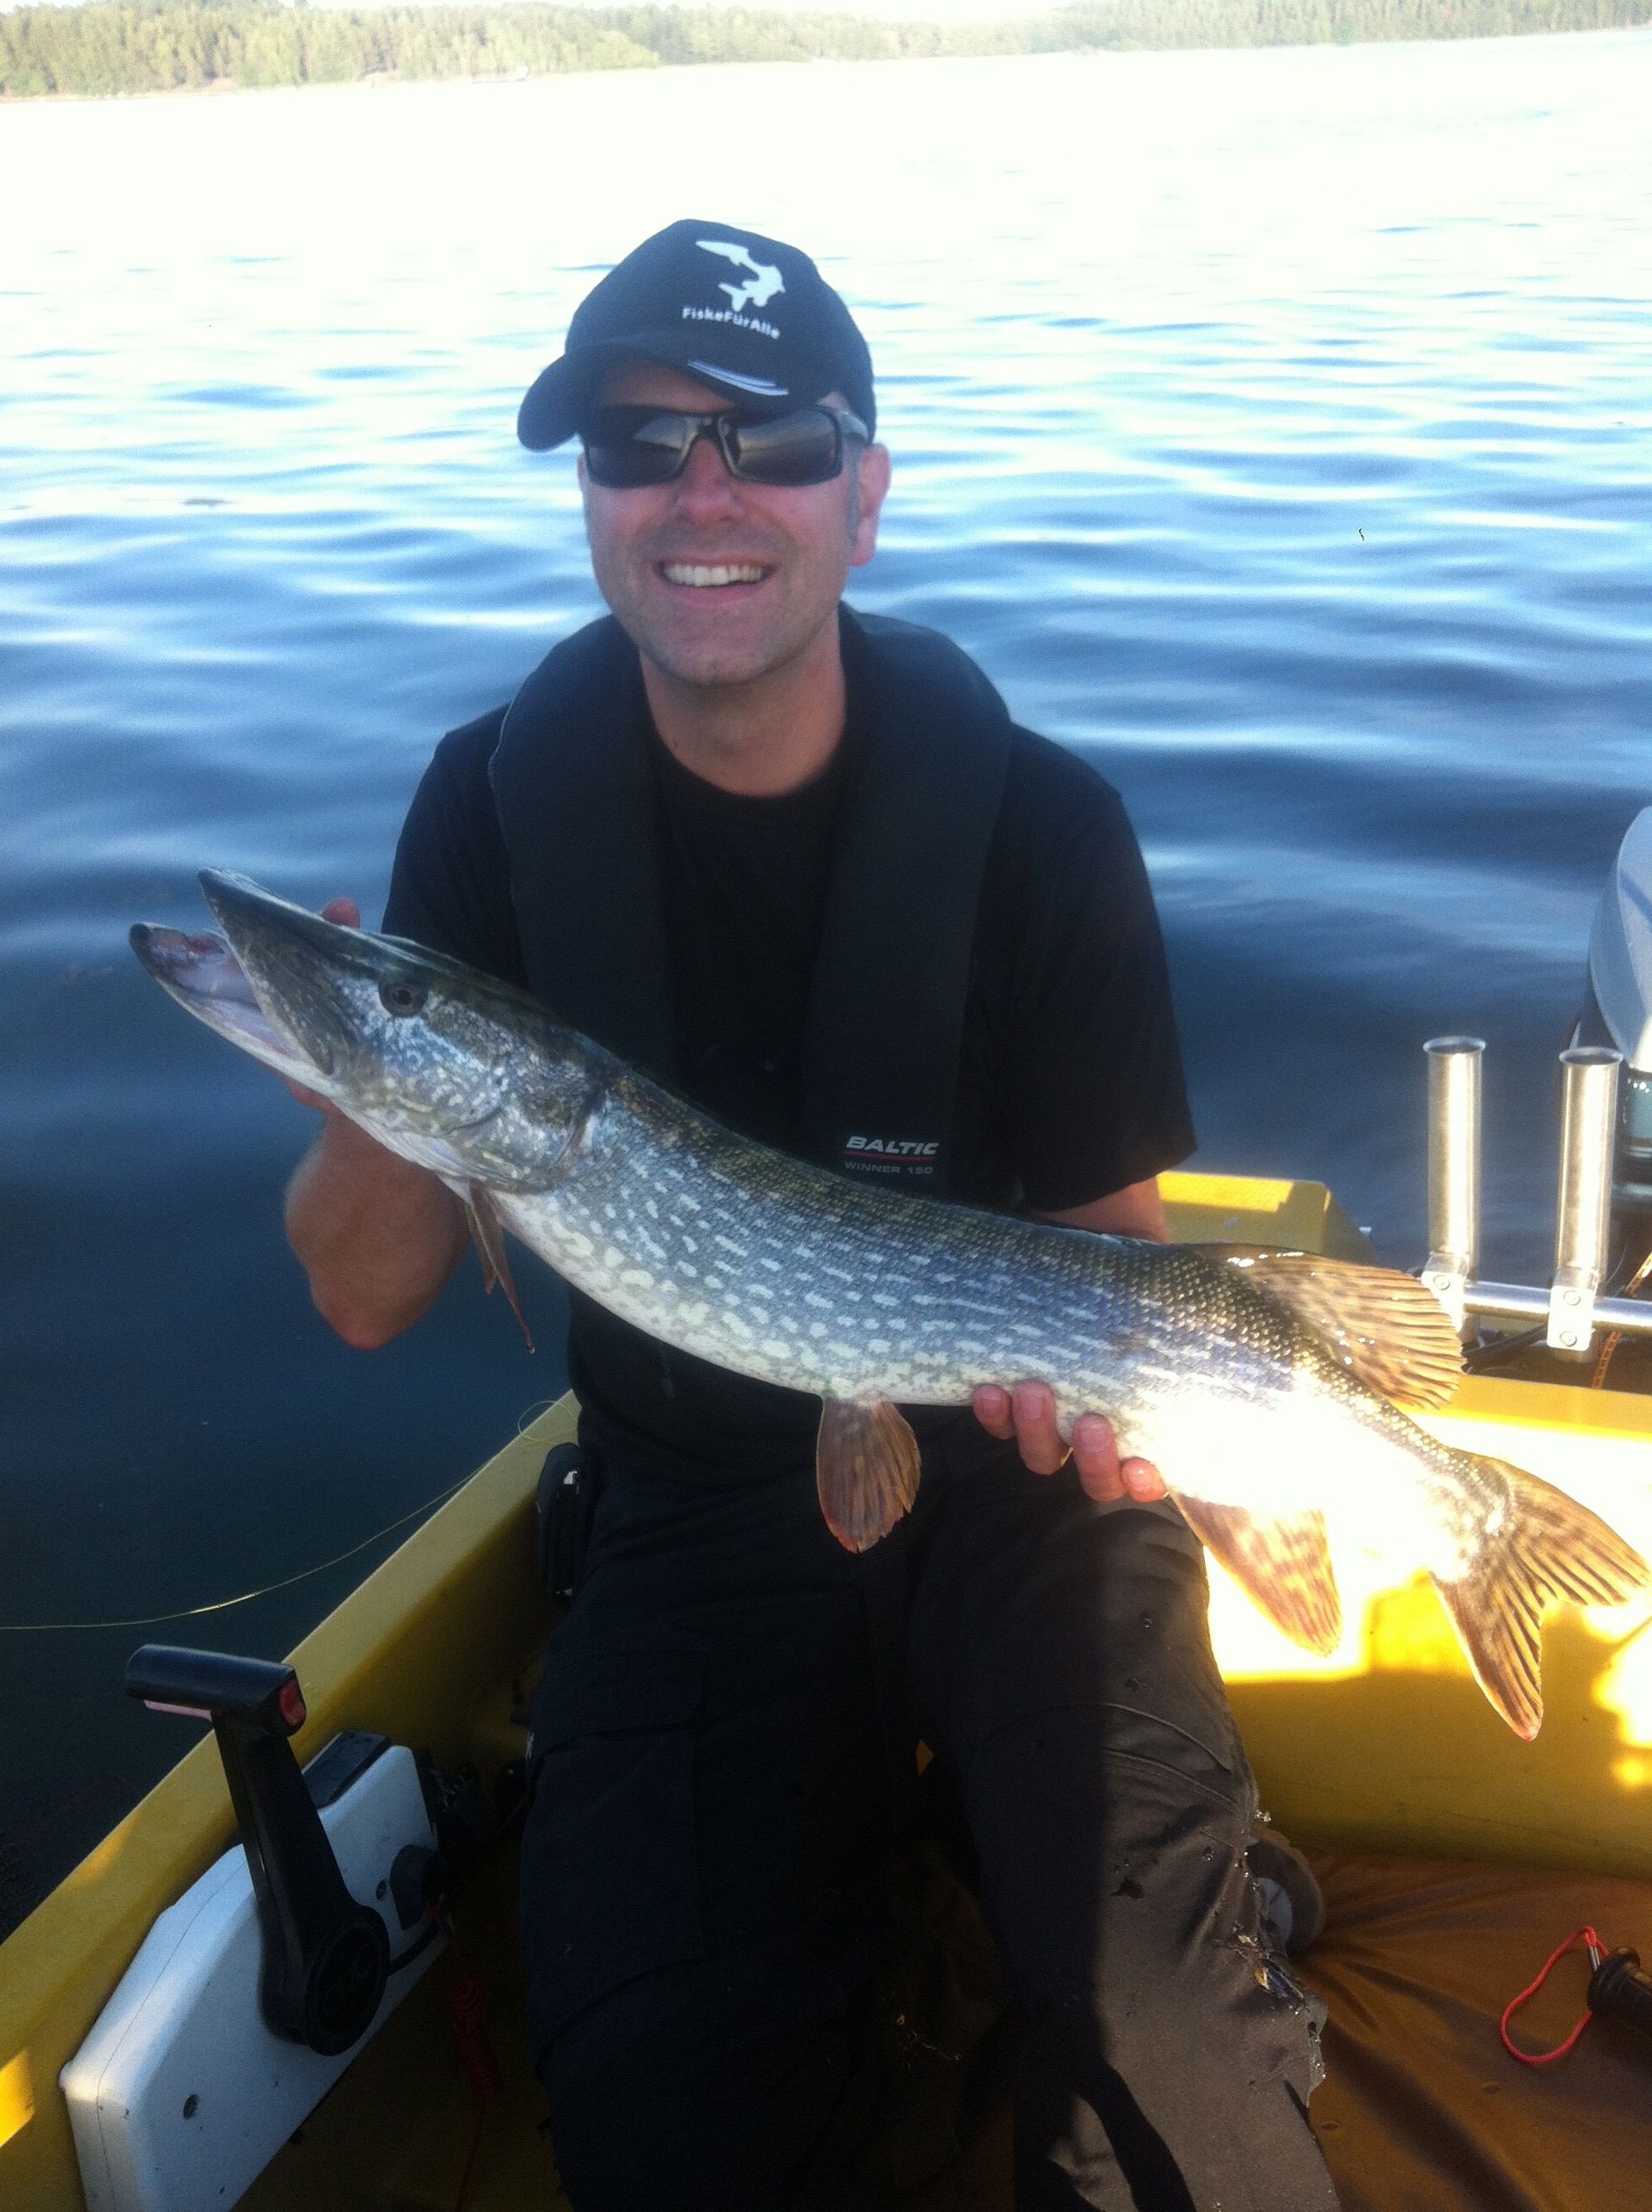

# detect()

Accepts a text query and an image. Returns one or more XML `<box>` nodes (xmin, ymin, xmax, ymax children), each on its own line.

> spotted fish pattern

<box><xmin>131</xmin><ymin>872</ymin><xmax>1651</xmax><ymax>1739</ymax></box>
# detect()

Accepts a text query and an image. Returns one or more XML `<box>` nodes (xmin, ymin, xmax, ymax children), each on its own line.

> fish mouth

<box><xmin>129</xmin><ymin>916</ymin><xmax>327</xmax><ymax>1090</ymax></box>
<box><xmin>199</xmin><ymin>870</ymin><xmax>398</xmax><ymax>1082</ymax></box>
<box><xmin>131</xmin><ymin>871</ymin><xmax>402</xmax><ymax>1093</ymax></box>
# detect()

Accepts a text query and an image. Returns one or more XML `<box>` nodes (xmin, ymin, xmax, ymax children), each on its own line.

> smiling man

<box><xmin>284</xmin><ymin>222</ymin><xmax>1338</xmax><ymax>2211</ymax></box>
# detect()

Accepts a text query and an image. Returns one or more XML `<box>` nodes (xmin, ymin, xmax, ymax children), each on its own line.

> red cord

<box><xmin>1499</xmin><ymin>1926</ymin><xmax>1603</xmax><ymax>2065</ymax></box>
<box><xmin>449</xmin><ymin>1946</ymin><xmax>502</xmax><ymax>2211</ymax></box>
<box><xmin>451</xmin><ymin>1959</ymin><xmax>503</xmax><ymax>2102</ymax></box>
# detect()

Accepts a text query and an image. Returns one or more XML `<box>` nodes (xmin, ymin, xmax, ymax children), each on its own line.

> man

<box><xmin>286</xmin><ymin>222</ymin><xmax>1336</xmax><ymax>2211</ymax></box>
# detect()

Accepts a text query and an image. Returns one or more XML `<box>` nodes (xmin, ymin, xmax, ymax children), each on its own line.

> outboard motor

<box><xmin>1573</xmin><ymin>806</ymin><xmax>1652</xmax><ymax>1256</ymax></box>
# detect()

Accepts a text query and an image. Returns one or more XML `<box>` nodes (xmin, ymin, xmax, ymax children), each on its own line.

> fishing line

<box><xmin>0</xmin><ymin>1475</ymin><xmax>474</xmax><ymax>1634</ymax></box>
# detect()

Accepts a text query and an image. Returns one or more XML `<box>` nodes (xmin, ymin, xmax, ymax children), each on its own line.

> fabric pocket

<box><xmin>521</xmin><ymin>1639</ymin><xmax>707</xmax><ymax>2052</ymax></box>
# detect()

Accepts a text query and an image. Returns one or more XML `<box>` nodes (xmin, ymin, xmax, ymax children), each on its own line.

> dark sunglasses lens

<box><xmin>727</xmin><ymin>410</ymin><xmax>842</xmax><ymax>486</ymax></box>
<box><xmin>581</xmin><ymin>408</ymin><xmax>689</xmax><ymax>487</ymax></box>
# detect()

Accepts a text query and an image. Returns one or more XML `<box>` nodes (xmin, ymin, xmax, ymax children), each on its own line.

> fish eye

<box><xmin>379</xmin><ymin>978</ymin><xmax>428</xmax><ymax>1017</ymax></box>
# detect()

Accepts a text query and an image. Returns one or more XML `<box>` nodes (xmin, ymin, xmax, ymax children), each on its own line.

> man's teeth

<box><xmin>660</xmin><ymin>562</ymin><xmax>768</xmax><ymax>588</ymax></box>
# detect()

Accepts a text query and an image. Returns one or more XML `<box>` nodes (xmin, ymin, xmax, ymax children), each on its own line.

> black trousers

<box><xmin>520</xmin><ymin>1420</ymin><xmax>1340</xmax><ymax>2212</ymax></box>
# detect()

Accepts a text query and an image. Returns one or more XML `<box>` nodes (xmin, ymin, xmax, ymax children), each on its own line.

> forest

<box><xmin>3</xmin><ymin>0</ymin><xmax>1647</xmax><ymax>100</ymax></box>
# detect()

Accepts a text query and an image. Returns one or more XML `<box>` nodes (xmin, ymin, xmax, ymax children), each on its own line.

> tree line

<box><xmin>3</xmin><ymin>0</ymin><xmax>1646</xmax><ymax>100</ymax></box>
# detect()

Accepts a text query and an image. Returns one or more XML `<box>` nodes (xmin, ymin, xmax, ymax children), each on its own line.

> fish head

<box><xmin>131</xmin><ymin>871</ymin><xmax>596</xmax><ymax>1190</ymax></box>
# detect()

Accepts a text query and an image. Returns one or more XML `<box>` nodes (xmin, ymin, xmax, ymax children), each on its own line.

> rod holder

<box><xmin>1547</xmin><ymin>1046</ymin><xmax>1622</xmax><ymax>1356</ymax></box>
<box><xmin>1422</xmin><ymin>1037</ymin><xmax>1485</xmax><ymax>1335</ymax></box>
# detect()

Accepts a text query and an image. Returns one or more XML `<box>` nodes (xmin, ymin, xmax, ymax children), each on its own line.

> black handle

<box><xmin>1589</xmin><ymin>1947</ymin><xmax>1652</xmax><ymax>2040</ymax></box>
<box><xmin>127</xmin><ymin>1644</ymin><xmax>388</xmax><ymax>2056</ymax></box>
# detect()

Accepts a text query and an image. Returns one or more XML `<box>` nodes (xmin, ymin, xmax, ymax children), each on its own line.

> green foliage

<box><xmin>1052</xmin><ymin>0</ymin><xmax>1652</xmax><ymax>48</ymax></box>
<box><xmin>2</xmin><ymin>0</ymin><xmax>1647</xmax><ymax>100</ymax></box>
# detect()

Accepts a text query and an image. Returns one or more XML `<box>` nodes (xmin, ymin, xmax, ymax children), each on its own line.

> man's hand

<box><xmin>284</xmin><ymin>897</ymin><xmax>361</xmax><ymax>1115</ymax></box>
<box><xmin>971</xmin><ymin>1381</ymin><xmax>1169</xmax><ymax>1504</ymax></box>
<box><xmin>279</xmin><ymin>894</ymin><xmax>469</xmax><ymax>1349</ymax></box>
<box><xmin>973</xmin><ymin>1177</ymin><xmax>1173</xmax><ymax>1499</ymax></box>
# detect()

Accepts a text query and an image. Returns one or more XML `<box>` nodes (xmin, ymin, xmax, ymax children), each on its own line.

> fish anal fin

<box><xmin>1430</xmin><ymin>1454</ymin><xmax>1651</xmax><ymax>1741</ymax></box>
<box><xmin>1199</xmin><ymin>1245</ymin><xmax>1463</xmax><ymax>1411</ymax></box>
<box><xmin>1176</xmin><ymin>1496</ymin><xmax>1342</xmax><ymax>1656</ymax></box>
<box><xmin>817</xmin><ymin>1398</ymin><xmax>922</xmax><ymax>1554</ymax></box>
<box><xmin>464</xmin><ymin>1185</ymin><xmax>533</xmax><ymax>1352</ymax></box>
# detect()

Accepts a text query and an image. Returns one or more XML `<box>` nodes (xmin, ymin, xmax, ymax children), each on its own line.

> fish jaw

<box><xmin>135</xmin><ymin>872</ymin><xmax>606</xmax><ymax>1194</ymax></box>
<box><xmin>129</xmin><ymin>922</ymin><xmax>332</xmax><ymax>1095</ymax></box>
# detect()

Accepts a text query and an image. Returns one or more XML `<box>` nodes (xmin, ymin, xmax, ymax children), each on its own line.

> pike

<box><xmin>132</xmin><ymin>871</ymin><xmax>1649</xmax><ymax>1739</ymax></box>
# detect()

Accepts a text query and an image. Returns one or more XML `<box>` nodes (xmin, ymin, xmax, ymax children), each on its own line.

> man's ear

<box><xmin>850</xmin><ymin>442</ymin><xmax>892</xmax><ymax>569</ymax></box>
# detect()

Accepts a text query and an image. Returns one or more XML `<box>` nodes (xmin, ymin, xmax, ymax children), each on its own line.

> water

<box><xmin>3</xmin><ymin>34</ymin><xmax>1649</xmax><ymax>1912</ymax></box>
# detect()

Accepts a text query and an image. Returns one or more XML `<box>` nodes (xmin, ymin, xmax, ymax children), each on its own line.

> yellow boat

<box><xmin>4</xmin><ymin>1156</ymin><xmax>1652</xmax><ymax>2212</ymax></box>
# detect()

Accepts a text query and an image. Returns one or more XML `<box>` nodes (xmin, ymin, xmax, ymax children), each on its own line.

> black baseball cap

<box><xmin>518</xmin><ymin>219</ymin><xmax>875</xmax><ymax>451</ymax></box>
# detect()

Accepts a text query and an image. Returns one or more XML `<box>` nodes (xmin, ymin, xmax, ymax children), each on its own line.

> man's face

<box><xmin>578</xmin><ymin>360</ymin><xmax>890</xmax><ymax>693</ymax></box>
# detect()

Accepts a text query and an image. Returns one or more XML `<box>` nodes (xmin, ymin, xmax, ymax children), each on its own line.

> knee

<box><xmin>1004</xmin><ymin>1825</ymin><xmax>1323</xmax><ymax>2116</ymax></box>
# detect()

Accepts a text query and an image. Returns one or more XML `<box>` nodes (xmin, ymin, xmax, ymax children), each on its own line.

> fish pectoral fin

<box><xmin>1430</xmin><ymin>1454</ymin><xmax>1650</xmax><ymax>1740</ymax></box>
<box><xmin>1175</xmin><ymin>1496</ymin><xmax>1342</xmax><ymax>1656</ymax></box>
<box><xmin>817</xmin><ymin>1398</ymin><xmax>922</xmax><ymax>1554</ymax></box>
<box><xmin>462</xmin><ymin>1185</ymin><xmax>533</xmax><ymax>1353</ymax></box>
<box><xmin>1197</xmin><ymin>1246</ymin><xmax>1463</xmax><ymax>1412</ymax></box>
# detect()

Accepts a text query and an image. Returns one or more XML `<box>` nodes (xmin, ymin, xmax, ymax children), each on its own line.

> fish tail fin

<box><xmin>1430</xmin><ymin>1456</ymin><xmax>1649</xmax><ymax>1740</ymax></box>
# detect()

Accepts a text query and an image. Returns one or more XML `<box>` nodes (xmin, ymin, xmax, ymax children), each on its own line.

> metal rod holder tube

<box><xmin>1422</xmin><ymin>1038</ymin><xmax>1485</xmax><ymax>1333</ymax></box>
<box><xmin>1468</xmin><ymin>1281</ymin><xmax>1652</xmax><ymax>1339</ymax></box>
<box><xmin>1547</xmin><ymin>1046</ymin><xmax>1622</xmax><ymax>1355</ymax></box>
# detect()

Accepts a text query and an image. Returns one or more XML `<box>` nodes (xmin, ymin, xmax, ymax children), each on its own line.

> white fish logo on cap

<box><xmin>697</xmin><ymin>238</ymin><xmax>786</xmax><ymax>314</ymax></box>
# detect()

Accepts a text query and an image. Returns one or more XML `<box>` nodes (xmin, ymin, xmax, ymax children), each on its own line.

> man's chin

<box><xmin>643</xmin><ymin>643</ymin><xmax>783</xmax><ymax>693</ymax></box>
<box><xmin>628</xmin><ymin>607</ymin><xmax>804</xmax><ymax>694</ymax></box>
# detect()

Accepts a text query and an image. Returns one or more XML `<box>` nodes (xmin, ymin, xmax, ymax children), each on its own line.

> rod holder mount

<box><xmin>1547</xmin><ymin>1046</ymin><xmax>1622</xmax><ymax>1356</ymax></box>
<box><xmin>1422</xmin><ymin>1037</ymin><xmax>1485</xmax><ymax>1336</ymax></box>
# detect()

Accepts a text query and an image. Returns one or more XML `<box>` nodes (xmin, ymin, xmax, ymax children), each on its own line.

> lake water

<box><xmin>3</xmin><ymin>32</ymin><xmax>1650</xmax><ymax>1913</ymax></box>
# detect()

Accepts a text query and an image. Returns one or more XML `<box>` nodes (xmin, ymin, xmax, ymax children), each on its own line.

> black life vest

<box><xmin>487</xmin><ymin>604</ymin><xmax>1012</xmax><ymax>1200</ymax></box>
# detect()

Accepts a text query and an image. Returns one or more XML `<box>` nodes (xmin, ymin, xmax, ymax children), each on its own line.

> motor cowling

<box><xmin>1577</xmin><ymin>806</ymin><xmax>1652</xmax><ymax>1217</ymax></box>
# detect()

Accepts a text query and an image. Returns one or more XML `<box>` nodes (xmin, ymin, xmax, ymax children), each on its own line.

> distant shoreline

<box><xmin>4</xmin><ymin>0</ymin><xmax>1649</xmax><ymax>103</ymax></box>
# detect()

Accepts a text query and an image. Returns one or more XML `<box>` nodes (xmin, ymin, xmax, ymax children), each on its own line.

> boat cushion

<box><xmin>1300</xmin><ymin>1851</ymin><xmax>1652</xmax><ymax>2211</ymax></box>
<box><xmin>909</xmin><ymin>1848</ymin><xmax>1652</xmax><ymax>2212</ymax></box>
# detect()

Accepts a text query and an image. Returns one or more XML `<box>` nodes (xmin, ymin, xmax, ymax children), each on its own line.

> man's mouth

<box><xmin>658</xmin><ymin>562</ymin><xmax>773</xmax><ymax>589</ymax></box>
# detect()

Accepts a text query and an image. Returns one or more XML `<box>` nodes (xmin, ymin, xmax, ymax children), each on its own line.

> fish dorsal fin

<box><xmin>1199</xmin><ymin>1246</ymin><xmax>1462</xmax><ymax>1411</ymax></box>
<box><xmin>463</xmin><ymin>1185</ymin><xmax>533</xmax><ymax>1352</ymax></box>
<box><xmin>1175</xmin><ymin>1497</ymin><xmax>1343</xmax><ymax>1656</ymax></box>
<box><xmin>817</xmin><ymin>1398</ymin><xmax>922</xmax><ymax>1554</ymax></box>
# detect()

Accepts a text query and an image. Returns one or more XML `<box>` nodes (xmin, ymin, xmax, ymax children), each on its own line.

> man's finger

<box><xmin>1071</xmin><ymin>1410</ymin><xmax>1125</xmax><ymax>1501</ymax></box>
<box><xmin>1008</xmin><ymin>1380</ymin><xmax>1067</xmax><ymax>1476</ymax></box>
<box><xmin>1120</xmin><ymin>1456</ymin><xmax>1169</xmax><ymax>1502</ymax></box>
<box><xmin>1069</xmin><ymin>1417</ymin><xmax>1170</xmax><ymax>1505</ymax></box>
<box><xmin>972</xmin><ymin>1382</ymin><xmax>1015</xmax><ymax>1441</ymax></box>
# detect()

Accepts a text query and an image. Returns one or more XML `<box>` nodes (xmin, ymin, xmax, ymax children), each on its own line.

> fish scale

<box><xmin>130</xmin><ymin>870</ymin><xmax>1651</xmax><ymax>1740</ymax></box>
<box><xmin>512</xmin><ymin>1073</ymin><xmax>1275</xmax><ymax>1427</ymax></box>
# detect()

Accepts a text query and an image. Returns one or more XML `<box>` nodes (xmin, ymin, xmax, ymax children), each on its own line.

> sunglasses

<box><xmin>579</xmin><ymin>403</ymin><xmax>869</xmax><ymax>490</ymax></box>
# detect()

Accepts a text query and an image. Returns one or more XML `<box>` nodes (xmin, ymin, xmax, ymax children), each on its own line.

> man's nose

<box><xmin>671</xmin><ymin>428</ymin><xmax>744</xmax><ymax>519</ymax></box>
